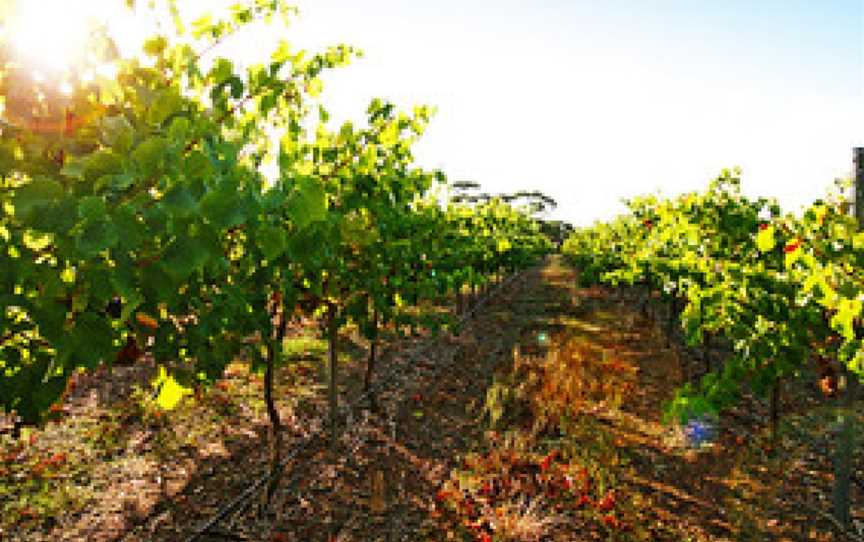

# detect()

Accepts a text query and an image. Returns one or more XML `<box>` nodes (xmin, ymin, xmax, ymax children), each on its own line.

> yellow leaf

<box><xmin>756</xmin><ymin>225</ymin><xmax>775</xmax><ymax>252</ymax></box>
<box><xmin>831</xmin><ymin>298</ymin><xmax>862</xmax><ymax>341</ymax></box>
<box><xmin>306</xmin><ymin>78</ymin><xmax>323</xmax><ymax>97</ymax></box>
<box><xmin>296</xmin><ymin>161</ymin><xmax>314</xmax><ymax>176</ymax></box>
<box><xmin>23</xmin><ymin>230</ymin><xmax>53</xmax><ymax>251</ymax></box>
<box><xmin>814</xmin><ymin>204</ymin><xmax>827</xmax><ymax>225</ymax></box>
<box><xmin>152</xmin><ymin>367</ymin><xmax>191</xmax><ymax>411</ymax></box>
<box><xmin>60</xmin><ymin>267</ymin><xmax>76</xmax><ymax>284</ymax></box>
<box><xmin>151</xmin><ymin>365</ymin><xmax>168</xmax><ymax>388</ymax></box>
<box><xmin>784</xmin><ymin>251</ymin><xmax>800</xmax><ymax>268</ymax></box>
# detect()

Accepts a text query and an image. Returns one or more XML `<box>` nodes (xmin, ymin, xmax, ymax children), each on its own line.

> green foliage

<box><xmin>563</xmin><ymin>172</ymin><xmax>862</xmax><ymax>423</ymax></box>
<box><xmin>0</xmin><ymin>0</ymin><xmax>551</xmax><ymax>425</ymax></box>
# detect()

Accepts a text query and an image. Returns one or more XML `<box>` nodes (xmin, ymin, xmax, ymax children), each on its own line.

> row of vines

<box><xmin>0</xmin><ymin>0</ymin><xmax>551</xmax><ymax>451</ymax></box>
<box><xmin>562</xmin><ymin>166</ymin><xmax>863</xmax><ymax>525</ymax></box>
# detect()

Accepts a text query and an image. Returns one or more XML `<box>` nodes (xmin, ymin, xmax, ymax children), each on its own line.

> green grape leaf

<box><xmin>287</xmin><ymin>177</ymin><xmax>326</xmax><ymax>231</ymax></box>
<box><xmin>100</xmin><ymin>115</ymin><xmax>134</xmax><ymax>152</ymax></box>
<box><xmin>200</xmin><ymin>187</ymin><xmax>247</xmax><ymax>230</ymax></box>
<box><xmin>162</xmin><ymin>185</ymin><xmax>197</xmax><ymax>217</ymax></box>
<box><xmin>227</xmin><ymin>76</ymin><xmax>244</xmax><ymax>99</ymax></box>
<box><xmin>76</xmin><ymin>218</ymin><xmax>119</xmax><ymax>256</ymax></box>
<box><xmin>78</xmin><ymin>196</ymin><xmax>107</xmax><ymax>221</ymax></box>
<box><xmin>84</xmin><ymin>150</ymin><xmax>124</xmax><ymax>181</ymax></box>
<box><xmin>210</xmin><ymin>58</ymin><xmax>234</xmax><ymax>84</ymax></box>
<box><xmin>28</xmin><ymin>299</ymin><xmax>66</xmax><ymax>344</ymax></box>
<box><xmin>161</xmin><ymin>234</ymin><xmax>210</xmax><ymax>283</ymax></box>
<box><xmin>148</xmin><ymin>90</ymin><xmax>184</xmax><ymax>127</ymax></box>
<box><xmin>168</xmin><ymin>116</ymin><xmax>191</xmax><ymax>142</ymax></box>
<box><xmin>72</xmin><ymin>311</ymin><xmax>116</xmax><ymax>363</ymax></box>
<box><xmin>132</xmin><ymin>136</ymin><xmax>168</xmax><ymax>172</ymax></box>
<box><xmin>113</xmin><ymin>206</ymin><xmax>147</xmax><ymax>248</ymax></box>
<box><xmin>96</xmin><ymin>173</ymin><xmax>136</xmax><ymax>193</ymax></box>
<box><xmin>13</xmin><ymin>177</ymin><xmax>64</xmax><ymax>220</ymax></box>
<box><xmin>183</xmin><ymin>150</ymin><xmax>213</xmax><ymax>181</ymax></box>
<box><xmin>60</xmin><ymin>157</ymin><xmax>86</xmax><ymax>180</ymax></box>
<box><xmin>256</xmin><ymin>224</ymin><xmax>288</xmax><ymax>260</ymax></box>
<box><xmin>260</xmin><ymin>187</ymin><xmax>287</xmax><ymax>212</ymax></box>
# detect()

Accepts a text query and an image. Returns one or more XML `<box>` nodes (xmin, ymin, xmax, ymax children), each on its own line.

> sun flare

<box><xmin>2</xmin><ymin>0</ymin><xmax>96</xmax><ymax>75</ymax></box>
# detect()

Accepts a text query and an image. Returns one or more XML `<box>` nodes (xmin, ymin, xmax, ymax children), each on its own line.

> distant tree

<box><xmin>448</xmin><ymin>183</ymin><xmax>570</xmax><ymax>246</ymax></box>
<box><xmin>501</xmin><ymin>190</ymin><xmax>557</xmax><ymax>216</ymax></box>
<box><xmin>538</xmin><ymin>220</ymin><xmax>574</xmax><ymax>249</ymax></box>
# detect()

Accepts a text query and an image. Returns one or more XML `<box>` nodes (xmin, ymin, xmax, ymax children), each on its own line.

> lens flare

<box><xmin>4</xmin><ymin>0</ymin><xmax>94</xmax><ymax>75</ymax></box>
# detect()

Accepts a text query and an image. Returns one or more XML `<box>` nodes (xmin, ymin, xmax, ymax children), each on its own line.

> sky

<box><xmin>3</xmin><ymin>0</ymin><xmax>862</xmax><ymax>226</ymax></box>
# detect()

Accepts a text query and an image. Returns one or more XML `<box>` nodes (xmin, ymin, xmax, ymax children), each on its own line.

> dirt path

<box><xmin>250</xmin><ymin>254</ymin><xmax>851</xmax><ymax>542</ymax></box>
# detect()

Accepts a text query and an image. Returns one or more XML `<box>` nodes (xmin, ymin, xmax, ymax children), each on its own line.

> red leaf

<box><xmin>783</xmin><ymin>239</ymin><xmax>801</xmax><ymax>253</ymax></box>
<box><xmin>539</xmin><ymin>450</ymin><xmax>556</xmax><ymax>471</ymax></box>
<box><xmin>596</xmin><ymin>490</ymin><xmax>616</xmax><ymax>511</ymax></box>
<box><xmin>136</xmin><ymin>312</ymin><xmax>159</xmax><ymax>330</ymax></box>
<box><xmin>819</xmin><ymin>375</ymin><xmax>837</xmax><ymax>397</ymax></box>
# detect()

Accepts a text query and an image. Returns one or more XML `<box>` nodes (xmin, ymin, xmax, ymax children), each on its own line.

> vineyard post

<box><xmin>855</xmin><ymin>147</ymin><xmax>864</xmax><ymax>225</ymax></box>
<box><xmin>833</xmin><ymin>146</ymin><xmax>864</xmax><ymax>526</ymax></box>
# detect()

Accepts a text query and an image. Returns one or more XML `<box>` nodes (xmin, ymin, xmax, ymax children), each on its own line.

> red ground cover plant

<box><xmin>432</xmin><ymin>445</ymin><xmax>629</xmax><ymax>541</ymax></box>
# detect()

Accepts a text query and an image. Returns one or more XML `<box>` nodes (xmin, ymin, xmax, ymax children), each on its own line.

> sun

<box><xmin>1</xmin><ymin>0</ymin><xmax>97</xmax><ymax>76</ymax></box>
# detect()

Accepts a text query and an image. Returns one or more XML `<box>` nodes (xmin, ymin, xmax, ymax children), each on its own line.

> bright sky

<box><xmin>3</xmin><ymin>0</ymin><xmax>862</xmax><ymax>226</ymax></box>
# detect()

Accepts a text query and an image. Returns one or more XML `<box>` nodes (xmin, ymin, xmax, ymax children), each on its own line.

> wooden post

<box><xmin>855</xmin><ymin>147</ymin><xmax>864</xmax><ymax>223</ymax></box>
<box><xmin>833</xmin><ymin>147</ymin><xmax>864</xmax><ymax>526</ymax></box>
